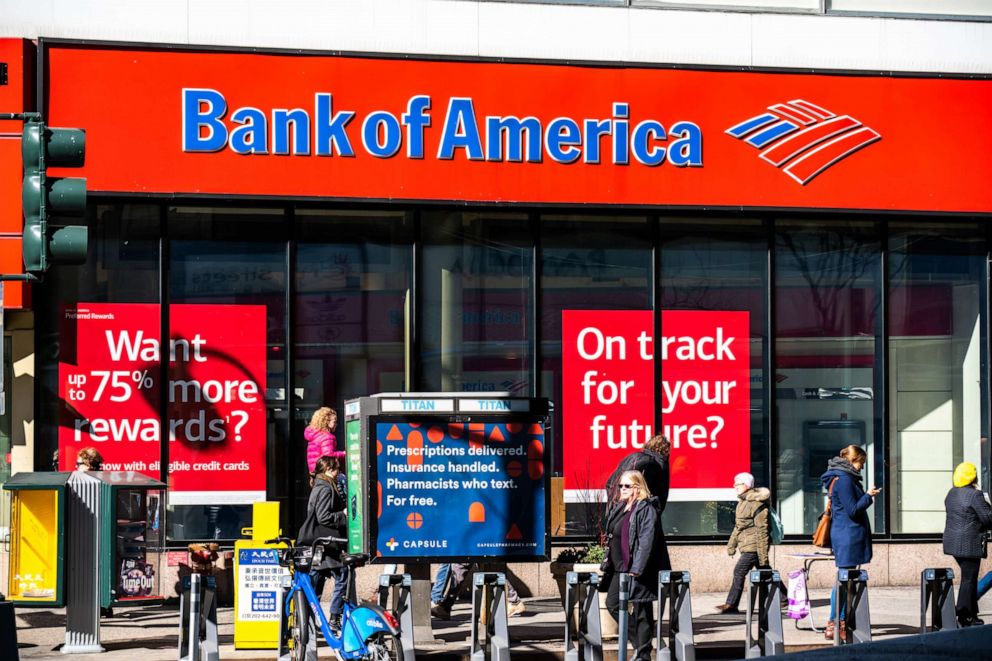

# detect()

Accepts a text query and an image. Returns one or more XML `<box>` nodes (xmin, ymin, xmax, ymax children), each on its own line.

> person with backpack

<box><xmin>715</xmin><ymin>472</ymin><xmax>771</xmax><ymax>613</ymax></box>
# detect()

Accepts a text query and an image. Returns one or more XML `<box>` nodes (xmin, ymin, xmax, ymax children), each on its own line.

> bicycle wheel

<box><xmin>364</xmin><ymin>632</ymin><xmax>403</xmax><ymax>661</ymax></box>
<box><xmin>289</xmin><ymin>590</ymin><xmax>311</xmax><ymax>661</ymax></box>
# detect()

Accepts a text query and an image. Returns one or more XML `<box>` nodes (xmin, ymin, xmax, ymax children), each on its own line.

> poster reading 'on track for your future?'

<box><xmin>374</xmin><ymin>419</ymin><xmax>547</xmax><ymax>560</ymax></box>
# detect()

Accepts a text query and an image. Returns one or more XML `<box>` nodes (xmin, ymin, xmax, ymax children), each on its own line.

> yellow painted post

<box><xmin>233</xmin><ymin>501</ymin><xmax>289</xmax><ymax>649</ymax></box>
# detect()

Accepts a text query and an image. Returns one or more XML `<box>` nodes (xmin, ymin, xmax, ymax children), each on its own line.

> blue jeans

<box><xmin>828</xmin><ymin>566</ymin><xmax>856</xmax><ymax>621</ymax></box>
<box><xmin>432</xmin><ymin>564</ymin><xmax>451</xmax><ymax>603</ymax></box>
<box><xmin>312</xmin><ymin>566</ymin><xmax>350</xmax><ymax>616</ymax></box>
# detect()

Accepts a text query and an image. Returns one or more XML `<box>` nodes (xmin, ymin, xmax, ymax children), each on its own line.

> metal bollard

<box><xmin>920</xmin><ymin>568</ymin><xmax>957</xmax><ymax>634</ymax></box>
<box><xmin>0</xmin><ymin>599</ymin><xmax>18</xmax><ymax>661</ymax></box>
<box><xmin>378</xmin><ymin>573</ymin><xmax>417</xmax><ymax>661</ymax></box>
<box><xmin>470</xmin><ymin>572</ymin><xmax>510</xmax><ymax>661</ymax></box>
<box><xmin>276</xmin><ymin>583</ymin><xmax>291</xmax><ymax>661</ymax></box>
<box><xmin>744</xmin><ymin>569</ymin><xmax>785</xmax><ymax>658</ymax></box>
<box><xmin>178</xmin><ymin>573</ymin><xmax>219</xmax><ymax>661</ymax></box>
<box><xmin>835</xmin><ymin>569</ymin><xmax>871</xmax><ymax>646</ymax></box>
<box><xmin>617</xmin><ymin>573</ymin><xmax>630</xmax><ymax>661</ymax></box>
<box><xmin>656</xmin><ymin>570</ymin><xmax>695</xmax><ymax>661</ymax></box>
<box><xmin>564</xmin><ymin>571</ymin><xmax>603</xmax><ymax>661</ymax></box>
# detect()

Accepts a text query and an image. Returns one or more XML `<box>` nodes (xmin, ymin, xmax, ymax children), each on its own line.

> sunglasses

<box><xmin>76</xmin><ymin>461</ymin><xmax>86</xmax><ymax>467</ymax></box>
<box><xmin>619</xmin><ymin>484</ymin><xmax>635</xmax><ymax>489</ymax></box>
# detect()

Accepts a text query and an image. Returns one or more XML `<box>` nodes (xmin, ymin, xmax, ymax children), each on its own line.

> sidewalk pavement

<box><xmin>13</xmin><ymin>583</ymin><xmax>989</xmax><ymax>660</ymax></box>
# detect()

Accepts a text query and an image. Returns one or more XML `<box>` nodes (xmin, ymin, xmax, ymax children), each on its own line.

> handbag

<box><xmin>812</xmin><ymin>478</ymin><xmax>838</xmax><ymax>548</ymax></box>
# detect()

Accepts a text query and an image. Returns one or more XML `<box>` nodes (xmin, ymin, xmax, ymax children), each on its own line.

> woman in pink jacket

<box><xmin>306</xmin><ymin>407</ymin><xmax>344</xmax><ymax>472</ymax></box>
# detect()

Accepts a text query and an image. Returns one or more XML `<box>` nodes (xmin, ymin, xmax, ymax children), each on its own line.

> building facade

<box><xmin>1</xmin><ymin>0</ymin><xmax>991</xmax><ymax>588</ymax></box>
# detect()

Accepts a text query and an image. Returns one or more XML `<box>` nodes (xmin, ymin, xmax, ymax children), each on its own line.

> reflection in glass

<box><xmin>540</xmin><ymin>215</ymin><xmax>650</xmax><ymax>536</ymax></box>
<box><xmin>661</xmin><ymin>218</ymin><xmax>768</xmax><ymax>536</ymax></box>
<box><xmin>888</xmin><ymin>223</ymin><xmax>988</xmax><ymax>532</ymax></box>
<box><xmin>775</xmin><ymin>220</ymin><xmax>882</xmax><ymax>535</ymax></box>
<box><xmin>294</xmin><ymin>209</ymin><xmax>412</xmax><ymax>532</ymax></box>
<box><xmin>420</xmin><ymin>212</ymin><xmax>532</xmax><ymax>394</ymax></box>
<box><xmin>167</xmin><ymin>207</ymin><xmax>288</xmax><ymax>541</ymax></box>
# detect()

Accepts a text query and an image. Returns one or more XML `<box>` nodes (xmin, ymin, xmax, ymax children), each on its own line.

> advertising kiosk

<box><xmin>344</xmin><ymin>393</ymin><xmax>550</xmax><ymax>562</ymax></box>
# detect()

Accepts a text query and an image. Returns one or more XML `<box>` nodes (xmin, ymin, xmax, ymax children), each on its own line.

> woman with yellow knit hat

<box><xmin>943</xmin><ymin>461</ymin><xmax>992</xmax><ymax>627</ymax></box>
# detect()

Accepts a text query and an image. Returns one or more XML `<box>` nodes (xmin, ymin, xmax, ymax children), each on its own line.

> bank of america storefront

<box><xmin>22</xmin><ymin>39</ymin><xmax>992</xmax><ymax>562</ymax></box>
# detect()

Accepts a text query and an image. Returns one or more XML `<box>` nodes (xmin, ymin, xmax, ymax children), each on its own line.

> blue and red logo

<box><xmin>726</xmin><ymin>99</ymin><xmax>881</xmax><ymax>185</ymax></box>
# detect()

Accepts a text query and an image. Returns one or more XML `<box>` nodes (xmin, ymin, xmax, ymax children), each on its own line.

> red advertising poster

<box><xmin>44</xmin><ymin>45</ymin><xmax>992</xmax><ymax>214</ymax></box>
<box><xmin>59</xmin><ymin>303</ymin><xmax>267</xmax><ymax>503</ymax></box>
<box><xmin>562</xmin><ymin>309</ymin><xmax>750</xmax><ymax>501</ymax></box>
<box><xmin>562</xmin><ymin>311</ymin><xmax>655</xmax><ymax>494</ymax></box>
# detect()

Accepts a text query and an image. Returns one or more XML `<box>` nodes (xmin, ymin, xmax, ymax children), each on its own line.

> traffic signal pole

<box><xmin>0</xmin><ymin>111</ymin><xmax>89</xmax><ymax>281</ymax></box>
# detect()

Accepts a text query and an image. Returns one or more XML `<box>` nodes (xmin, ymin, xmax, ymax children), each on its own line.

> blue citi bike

<box><xmin>268</xmin><ymin>535</ymin><xmax>404</xmax><ymax>661</ymax></box>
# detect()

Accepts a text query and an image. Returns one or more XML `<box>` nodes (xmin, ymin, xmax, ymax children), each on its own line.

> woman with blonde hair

<box><xmin>943</xmin><ymin>461</ymin><xmax>992</xmax><ymax>627</ymax></box>
<box><xmin>305</xmin><ymin>406</ymin><xmax>344</xmax><ymax>473</ymax></box>
<box><xmin>603</xmin><ymin>470</ymin><xmax>669</xmax><ymax>661</ymax></box>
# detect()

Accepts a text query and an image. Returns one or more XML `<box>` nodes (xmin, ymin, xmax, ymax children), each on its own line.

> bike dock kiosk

<box><xmin>564</xmin><ymin>571</ymin><xmax>603</xmax><ymax>661</ymax></box>
<box><xmin>835</xmin><ymin>569</ymin><xmax>871</xmax><ymax>646</ymax></box>
<box><xmin>744</xmin><ymin>569</ymin><xmax>784</xmax><ymax>658</ymax></box>
<box><xmin>178</xmin><ymin>572</ymin><xmax>219</xmax><ymax>661</ymax></box>
<box><xmin>657</xmin><ymin>570</ymin><xmax>695</xmax><ymax>661</ymax></box>
<box><xmin>471</xmin><ymin>572</ymin><xmax>511</xmax><ymax>661</ymax></box>
<box><xmin>920</xmin><ymin>568</ymin><xmax>957</xmax><ymax>634</ymax></box>
<box><xmin>378</xmin><ymin>572</ymin><xmax>417</xmax><ymax>661</ymax></box>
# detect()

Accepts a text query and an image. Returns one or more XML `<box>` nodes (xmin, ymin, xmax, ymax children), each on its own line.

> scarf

<box><xmin>826</xmin><ymin>456</ymin><xmax>863</xmax><ymax>481</ymax></box>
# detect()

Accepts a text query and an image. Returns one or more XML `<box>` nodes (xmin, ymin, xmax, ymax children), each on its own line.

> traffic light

<box><xmin>21</xmin><ymin>119</ymin><xmax>88</xmax><ymax>273</ymax></box>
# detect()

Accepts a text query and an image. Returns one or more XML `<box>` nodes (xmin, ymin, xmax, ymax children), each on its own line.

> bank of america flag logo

<box><xmin>726</xmin><ymin>99</ymin><xmax>881</xmax><ymax>185</ymax></box>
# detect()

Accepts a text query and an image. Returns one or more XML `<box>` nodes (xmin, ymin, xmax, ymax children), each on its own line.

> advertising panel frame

<box><xmin>345</xmin><ymin>395</ymin><xmax>551</xmax><ymax>564</ymax></box>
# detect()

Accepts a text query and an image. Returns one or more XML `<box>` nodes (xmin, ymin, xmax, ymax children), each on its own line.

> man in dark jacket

<box><xmin>943</xmin><ymin>461</ymin><xmax>992</xmax><ymax>627</ymax></box>
<box><xmin>605</xmin><ymin>434</ymin><xmax>671</xmax><ymax>513</ymax></box>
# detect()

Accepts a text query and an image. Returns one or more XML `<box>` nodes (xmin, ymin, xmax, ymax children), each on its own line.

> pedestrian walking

<box><xmin>298</xmin><ymin>456</ymin><xmax>349</xmax><ymax>635</ymax></box>
<box><xmin>603</xmin><ymin>470</ymin><xmax>667</xmax><ymax>661</ymax></box>
<box><xmin>943</xmin><ymin>461</ymin><xmax>992</xmax><ymax>627</ymax></box>
<box><xmin>305</xmin><ymin>407</ymin><xmax>344</xmax><ymax>473</ymax></box>
<box><xmin>429</xmin><ymin>562</ymin><xmax>526</xmax><ymax>619</ymax></box>
<box><xmin>820</xmin><ymin>444</ymin><xmax>879</xmax><ymax>640</ymax></box>
<box><xmin>605</xmin><ymin>434</ymin><xmax>671</xmax><ymax>514</ymax></box>
<box><xmin>715</xmin><ymin>472</ymin><xmax>770</xmax><ymax>613</ymax></box>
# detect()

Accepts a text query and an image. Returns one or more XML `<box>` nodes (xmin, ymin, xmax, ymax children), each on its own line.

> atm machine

<box><xmin>803</xmin><ymin>420</ymin><xmax>866</xmax><ymax>532</ymax></box>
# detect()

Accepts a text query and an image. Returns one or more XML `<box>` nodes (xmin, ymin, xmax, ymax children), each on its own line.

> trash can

<box><xmin>4</xmin><ymin>472</ymin><xmax>71</xmax><ymax>605</ymax></box>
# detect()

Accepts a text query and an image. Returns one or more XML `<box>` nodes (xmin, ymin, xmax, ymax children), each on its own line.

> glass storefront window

<box><xmin>541</xmin><ymin>214</ymin><xmax>651</xmax><ymax>536</ymax></box>
<box><xmin>168</xmin><ymin>206</ymin><xmax>288</xmax><ymax>540</ymax></box>
<box><xmin>294</xmin><ymin>209</ymin><xmax>412</xmax><ymax>529</ymax></box>
<box><xmin>888</xmin><ymin>223</ymin><xmax>988</xmax><ymax>533</ymax></box>
<box><xmin>420</xmin><ymin>212</ymin><xmax>533</xmax><ymax>394</ymax></box>
<box><xmin>774</xmin><ymin>220</ymin><xmax>883</xmax><ymax>535</ymax></box>
<box><xmin>38</xmin><ymin>203</ymin><xmax>161</xmax><ymax>476</ymax></box>
<box><xmin>660</xmin><ymin>218</ymin><xmax>769</xmax><ymax>535</ymax></box>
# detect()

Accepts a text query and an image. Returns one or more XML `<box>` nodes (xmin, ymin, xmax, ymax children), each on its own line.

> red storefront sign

<box><xmin>40</xmin><ymin>44</ymin><xmax>992</xmax><ymax>213</ymax></box>
<box><xmin>59</xmin><ymin>303</ymin><xmax>267</xmax><ymax>502</ymax></box>
<box><xmin>562</xmin><ymin>310</ymin><xmax>750</xmax><ymax>499</ymax></box>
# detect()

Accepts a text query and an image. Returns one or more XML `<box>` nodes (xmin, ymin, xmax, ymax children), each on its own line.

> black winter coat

<box><xmin>943</xmin><ymin>486</ymin><xmax>992</xmax><ymax>559</ymax></box>
<box><xmin>298</xmin><ymin>475</ymin><xmax>347</xmax><ymax>571</ymax></box>
<box><xmin>605</xmin><ymin>497</ymin><xmax>671</xmax><ymax>602</ymax></box>
<box><xmin>605</xmin><ymin>449</ymin><xmax>671</xmax><ymax>514</ymax></box>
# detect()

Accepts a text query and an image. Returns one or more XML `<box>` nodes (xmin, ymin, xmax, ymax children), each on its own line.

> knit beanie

<box><xmin>734</xmin><ymin>472</ymin><xmax>755</xmax><ymax>489</ymax></box>
<box><xmin>953</xmin><ymin>462</ymin><xmax>977</xmax><ymax>488</ymax></box>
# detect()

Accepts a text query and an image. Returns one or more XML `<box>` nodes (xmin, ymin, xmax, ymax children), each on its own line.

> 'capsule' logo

<box><xmin>386</xmin><ymin>538</ymin><xmax>399</xmax><ymax>552</ymax></box>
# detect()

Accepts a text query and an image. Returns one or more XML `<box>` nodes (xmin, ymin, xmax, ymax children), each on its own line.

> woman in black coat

<box><xmin>298</xmin><ymin>456</ymin><xmax>349</xmax><ymax>632</ymax></box>
<box><xmin>604</xmin><ymin>470</ymin><xmax>670</xmax><ymax>661</ymax></box>
<box><xmin>943</xmin><ymin>461</ymin><xmax>992</xmax><ymax>627</ymax></box>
